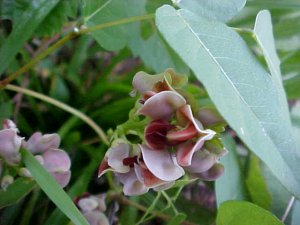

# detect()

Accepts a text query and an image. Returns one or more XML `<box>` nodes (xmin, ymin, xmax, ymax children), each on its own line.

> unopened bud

<box><xmin>1</xmin><ymin>175</ymin><xmax>14</xmax><ymax>190</ymax></box>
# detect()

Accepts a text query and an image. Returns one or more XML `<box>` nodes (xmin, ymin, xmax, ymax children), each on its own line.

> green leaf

<box><xmin>0</xmin><ymin>178</ymin><xmax>35</xmax><ymax>209</ymax></box>
<box><xmin>215</xmin><ymin>134</ymin><xmax>246</xmax><ymax>207</ymax></box>
<box><xmin>84</xmin><ymin>0</ymin><xmax>146</xmax><ymax>51</ymax></box>
<box><xmin>166</xmin><ymin>213</ymin><xmax>187</xmax><ymax>225</ymax></box>
<box><xmin>35</xmin><ymin>0</ymin><xmax>79</xmax><ymax>37</ymax></box>
<box><xmin>156</xmin><ymin>5</ymin><xmax>300</xmax><ymax>199</ymax></box>
<box><xmin>291</xmin><ymin>200</ymin><xmax>300</xmax><ymax>225</ymax></box>
<box><xmin>0</xmin><ymin>0</ymin><xmax>60</xmax><ymax>76</ymax></box>
<box><xmin>253</xmin><ymin>10</ymin><xmax>291</xmax><ymax>121</ymax></box>
<box><xmin>245</xmin><ymin>154</ymin><xmax>272</xmax><ymax>209</ymax></box>
<box><xmin>173</xmin><ymin>0</ymin><xmax>246</xmax><ymax>22</ymax></box>
<box><xmin>217</xmin><ymin>201</ymin><xmax>284</xmax><ymax>225</ymax></box>
<box><xmin>128</xmin><ymin>32</ymin><xmax>188</xmax><ymax>73</ymax></box>
<box><xmin>21</xmin><ymin>149</ymin><xmax>89</xmax><ymax>225</ymax></box>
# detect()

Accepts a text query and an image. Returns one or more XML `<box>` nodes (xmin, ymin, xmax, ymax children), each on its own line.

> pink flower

<box><xmin>0</xmin><ymin>120</ymin><xmax>22</xmax><ymax>165</ymax></box>
<box><xmin>23</xmin><ymin>132</ymin><xmax>60</xmax><ymax>154</ymax></box>
<box><xmin>76</xmin><ymin>194</ymin><xmax>109</xmax><ymax>225</ymax></box>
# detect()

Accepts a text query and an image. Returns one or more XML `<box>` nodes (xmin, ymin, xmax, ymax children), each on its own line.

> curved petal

<box><xmin>107</xmin><ymin>143</ymin><xmax>130</xmax><ymax>173</ymax></box>
<box><xmin>117</xmin><ymin>169</ymin><xmax>149</xmax><ymax>196</ymax></box>
<box><xmin>78</xmin><ymin>197</ymin><xmax>99</xmax><ymax>213</ymax></box>
<box><xmin>0</xmin><ymin>129</ymin><xmax>22</xmax><ymax>165</ymax></box>
<box><xmin>42</xmin><ymin>149</ymin><xmax>71</xmax><ymax>172</ymax></box>
<box><xmin>194</xmin><ymin>163</ymin><xmax>224</xmax><ymax>181</ymax></box>
<box><xmin>24</xmin><ymin>132</ymin><xmax>60</xmax><ymax>154</ymax></box>
<box><xmin>132</xmin><ymin>71</ymin><xmax>165</xmax><ymax>94</ymax></box>
<box><xmin>134</xmin><ymin>163</ymin><xmax>168</xmax><ymax>188</ymax></box>
<box><xmin>176</xmin><ymin>129</ymin><xmax>216</xmax><ymax>167</ymax></box>
<box><xmin>83</xmin><ymin>211</ymin><xmax>109</xmax><ymax>225</ymax></box>
<box><xmin>138</xmin><ymin>91</ymin><xmax>186</xmax><ymax>120</ymax></box>
<box><xmin>140</xmin><ymin>144</ymin><xmax>184</xmax><ymax>181</ymax></box>
<box><xmin>51</xmin><ymin>170</ymin><xmax>71</xmax><ymax>188</ymax></box>
<box><xmin>184</xmin><ymin>150</ymin><xmax>216</xmax><ymax>173</ymax></box>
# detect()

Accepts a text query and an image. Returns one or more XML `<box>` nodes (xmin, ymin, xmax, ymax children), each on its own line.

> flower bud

<box><xmin>23</xmin><ymin>132</ymin><xmax>60</xmax><ymax>154</ymax></box>
<box><xmin>0</xmin><ymin>129</ymin><xmax>22</xmax><ymax>165</ymax></box>
<box><xmin>1</xmin><ymin>175</ymin><xmax>14</xmax><ymax>190</ymax></box>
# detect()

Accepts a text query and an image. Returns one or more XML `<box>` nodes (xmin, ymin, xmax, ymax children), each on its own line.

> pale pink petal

<box><xmin>184</xmin><ymin>150</ymin><xmax>216</xmax><ymax>173</ymax></box>
<box><xmin>78</xmin><ymin>198</ymin><xmax>99</xmax><ymax>213</ymax></box>
<box><xmin>153</xmin><ymin>181</ymin><xmax>175</xmax><ymax>191</ymax></box>
<box><xmin>140</xmin><ymin>144</ymin><xmax>184</xmax><ymax>181</ymax></box>
<box><xmin>176</xmin><ymin>130</ymin><xmax>216</xmax><ymax>167</ymax></box>
<box><xmin>194</xmin><ymin>163</ymin><xmax>224</xmax><ymax>181</ymax></box>
<box><xmin>138</xmin><ymin>91</ymin><xmax>186</xmax><ymax>120</ymax></box>
<box><xmin>132</xmin><ymin>71</ymin><xmax>165</xmax><ymax>94</ymax></box>
<box><xmin>51</xmin><ymin>170</ymin><xmax>71</xmax><ymax>187</ymax></box>
<box><xmin>83</xmin><ymin>211</ymin><xmax>109</xmax><ymax>225</ymax></box>
<box><xmin>107</xmin><ymin>143</ymin><xmax>130</xmax><ymax>173</ymax></box>
<box><xmin>117</xmin><ymin>169</ymin><xmax>149</xmax><ymax>196</ymax></box>
<box><xmin>42</xmin><ymin>149</ymin><xmax>71</xmax><ymax>172</ymax></box>
<box><xmin>0</xmin><ymin>129</ymin><xmax>22</xmax><ymax>165</ymax></box>
<box><xmin>134</xmin><ymin>163</ymin><xmax>168</xmax><ymax>188</ymax></box>
<box><xmin>24</xmin><ymin>132</ymin><xmax>60</xmax><ymax>154</ymax></box>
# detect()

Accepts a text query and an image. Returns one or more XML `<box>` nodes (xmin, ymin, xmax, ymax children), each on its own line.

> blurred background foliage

<box><xmin>0</xmin><ymin>0</ymin><xmax>300</xmax><ymax>224</ymax></box>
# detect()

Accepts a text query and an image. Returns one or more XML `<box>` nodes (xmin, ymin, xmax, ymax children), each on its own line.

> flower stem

<box><xmin>0</xmin><ymin>14</ymin><xmax>154</xmax><ymax>88</ymax></box>
<box><xmin>4</xmin><ymin>84</ymin><xmax>109</xmax><ymax>145</ymax></box>
<box><xmin>110</xmin><ymin>193</ymin><xmax>198</xmax><ymax>225</ymax></box>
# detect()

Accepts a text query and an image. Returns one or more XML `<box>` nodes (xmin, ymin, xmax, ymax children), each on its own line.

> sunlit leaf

<box><xmin>217</xmin><ymin>201</ymin><xmax>284</xmax><ymax>225</ymax></box>
<box><xmin>173</xmin><ymin>0</ymin><xmax>246</xmax><ymax>22</ymax></box>
<box><xmin>156</xmin><ymin>5</ymin><xmax>300</xmax><ymax>198</ymax></box>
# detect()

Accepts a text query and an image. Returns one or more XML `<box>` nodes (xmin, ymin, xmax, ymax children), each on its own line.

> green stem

<box><xmin>5</xmin><ymin>84</ymin><xmax>109</xmax><ymax>145</ymax></box>
<box><xmin>162</xmin><ymin>190</ymin><xmax>179</xmax><ymax>215</ymax></box>
<box><xmin>0</xmin><ymin>14</ymin><xmax>154</xmax><ymax>88</ymax></box>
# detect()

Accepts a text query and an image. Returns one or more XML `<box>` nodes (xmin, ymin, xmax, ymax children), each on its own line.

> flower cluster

<box><xmin>98</xmin><ymin>69</ymin><xmax>227</xmax><ymax>195</ymax></box>
<box><xmin>0</xmin><ymin>119</ymin><xmax>71</xmax><ymax>188</ymax></box>
<box><xmin>75</xmin><ymin>193</ymin><xmax>109</xmax><ymax>225</ymax></box>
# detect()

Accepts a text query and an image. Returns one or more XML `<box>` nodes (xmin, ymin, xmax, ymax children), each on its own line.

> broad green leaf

<box><xmin>166</xmin><ymin>213</ymin><xmax>187</xmax><ymax>225</ymax></box>
<box><xmin>217</xmin><ymin>201</ymin><xmax>283</xmax><ymax>225</ymax></box>
<box><xmin>215</xmin><ymin>134</ymin><xmax>246</xmax><ymax>207</ymax></box>
<box><xmin>84</xmin><ymin>0</ymin><xmax>146</xmax><ymax>51</ymax></box>
<box><xmin>156</xmin><ymin>5</ymin><xmax>300</xmax><ymax>198</ymax></box>
<box><xmin>253</xmin><ymin>10</ymin><xmax>290</xmax><ymax>121</ymax></box>
<box><xmin>291</xmin><ymin>200</ymin><xmax>300</xmax><ymax>225</ymax></box>
<box><xmin>0</xmin><ymin>0</ymin><xmax>60</xmax><ymax>76</ymax></box>
<box><xmin>128</xmin><ymin>32</ymin><xmax>188</xmax><ymax>73</ymax></box>
<box><xmin>21</xmin><ymin>149</ymin><xmax>89</xmax><ymax>225</ymax></box>
<box><xmin>173</xmin><ymin>0</ymin><xmax>246</xmax><ymax>22</ymax></box>
<box><xmin>0</xmin><ymin>178</ymin><xmax>35</xmax><ymax>209</ymax></box>
<box><xmin>246</xmin><ymin>154</ymin><xmax>272</xmax><ymax>209</ymax></box>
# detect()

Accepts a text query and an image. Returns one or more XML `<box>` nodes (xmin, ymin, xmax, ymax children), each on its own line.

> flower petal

<box><xmin>194</xmin><ymin>163</ymin><xmax>224</xmax><ymax>181</ymax></box>
<box><xmin>117</xmin><ymin>169</ymin><xmax>149</xmax><ymax>196</ymax></box>
<box><xmin>132</xmin><ymin>71</ymin><xmax>165</xmax><ymax>94</ymax></box>
<box><xmin>42</xmin><ymin>149</ymin><xmax>71</xmax><ymax>172</ymax></box>
<box><xmin>107</xmin><ymin>143</ymin><xmax>130</xmax><ymax>173</ymax></box>
<box><xmin>83</xmin><ymin>211</ymin><xmax>109</xmax><ymax>225</ymax></box>
<box><xmin>134</xmin><ymin>163</ymin><xmax>168</xmax><ymax>188</ymax></box>
<box><xmin>0</xmin><ymin>129</ymin><xmax>22</xmax><ymax>165</ymax></box>
<box><xmin>176</xmin><ymin>130</ymin><xmax>216</xmax><ymax>167</ymax></box>
<box><xmin>24</xmin><ymin>132</ymin><xmax>60</xmax><ymax>154</ymax></box>
<box><xmin>184</xmin><ymin>150</ymin><xmax>216</xmax><ymax>173</ymax></box>
<box><xmin>139</xmin><ymin>91</ymin><xmax>186</xmax><ymax>120</ymax></box>
<box><xmin>51</xmin><ymin>170</ymin><xmax>71</xmax><ymax>188</ymax></box>
<box><xmin>140</xmin><ymin>144</ymin><xmax>184</xmax><ymax>181</ymax></box>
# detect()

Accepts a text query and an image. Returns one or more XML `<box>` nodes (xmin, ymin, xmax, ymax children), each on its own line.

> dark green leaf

<box><xmin>166</xmin><ymin>213</ymin><xmax>187</xmax><ymax>225</ymax></box>
<box><xmin>84</xmin><ymin>0</ymin><xmax>146</xmax><ymax>51</ymax></box>
<box><xmin>21</xmin><ymin>149</ymin><xmax>89</xmax><ymax>225</ymax></box>
<box><xmin>0</xmin><ymin>177</ymin><xmax>35</xmax><ymax>209</ymax></box>
<box><xmin>215</xmin><ymin>134</ymin><xmax>246</xmax><ymax>207</ymax></box>
<box><xmin>0</xmin><ymin>0</ymin><xmax>60</xmax><ymax>76</ymax></box>
<box><xmin>156</xmin><ymin>5</ymin><xmax>300</xmax><ymax>199</ymax></box>
<box><xmin>217</xmin><ymin>201</ymin><xmax>284</xmax><ymax>225</ymax></box>
<box><xmin>246</xmin><ymin>154</ymin><xmax>272</xmax><ymax>209</ymax></box>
